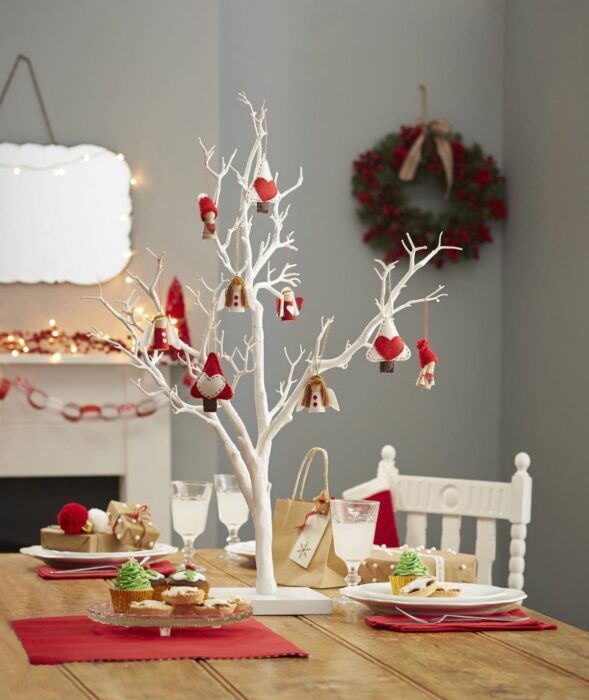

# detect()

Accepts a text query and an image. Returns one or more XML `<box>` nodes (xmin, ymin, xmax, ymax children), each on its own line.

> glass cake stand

<box><xmin>88</xmin><ymin>602</ymin><xmax>253</xmax><ymax>637</ymax></box>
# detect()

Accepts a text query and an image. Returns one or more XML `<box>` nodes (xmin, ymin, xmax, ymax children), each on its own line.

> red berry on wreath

<box><xmin>57</xmin><ymin>502</ymin><xmax>90</xmax><ymax>534</ymax></box>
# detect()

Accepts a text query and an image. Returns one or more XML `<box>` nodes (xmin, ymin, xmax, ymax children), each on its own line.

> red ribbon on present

<box><xmin>126</xmin><ymin>504</ymin><xmax>151</xmax><ymax>521</ymax></box>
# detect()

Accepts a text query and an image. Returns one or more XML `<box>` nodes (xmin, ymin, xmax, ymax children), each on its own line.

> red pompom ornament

<box><xmin>57</xmin><ymin>502</ymin><xmax>90</xmax><ymax>534</ymax></box>
<box><xmin>198</xmin><ymin>194</ymin><xmax>218</xmax><ymax>240</ymax></box>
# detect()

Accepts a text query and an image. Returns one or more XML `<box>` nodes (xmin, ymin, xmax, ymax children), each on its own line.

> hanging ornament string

<box><xmin>423</xmin><ymin>299</ymin><xmax>429</xmax><ymax>341</ymax></box>
<box><xmin>0</xmin><ymin>54</ymin><xmax>56</xmax><ymax>143</ymax></box>
<box><xmin>419</xmin><ymin>83</ymin><xmax>428</xmax><ymax>124</ymax></box>
<box><xmin>235</xmin><ymin>220</ymin><xmax>241</xmax><ymax>273</ymax></box>
<box><xmin>203</xmin><ymin>150</ymin><xmax>209</xmax><ymax>197</ymax></box>
<box><xmin>313</xmin><ymin>324</ymin><xmax>331</xmax><ymax>375</ymax></box>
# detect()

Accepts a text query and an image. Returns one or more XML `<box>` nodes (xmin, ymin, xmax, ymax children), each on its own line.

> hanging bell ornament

<box><xmin>416</xmin><ymin>339</ymin><xmax>438</xmax><ymax>390</ymax></box>
<box><xmin>198</xmin><ymin>194</ymin><xmax>218</xmax><ymax>240</ymax></box>
<box><xmin>296</xmin><ymin>375</ymin><xmax>340</xmax><ymax>414</ymax></box>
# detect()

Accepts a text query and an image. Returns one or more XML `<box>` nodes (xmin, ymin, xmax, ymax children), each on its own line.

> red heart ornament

<box><xmin>254</xmin><ymin>177</ymin><xmax>278</xmax><ymax>202</ymax></box>
<box><xmin>374</xmin><ymin>335</ymin><xmax>405</xmax><ymax>361</ymax></box>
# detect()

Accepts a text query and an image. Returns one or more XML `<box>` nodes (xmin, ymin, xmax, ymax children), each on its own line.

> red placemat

<box><xmin>37</xmin><ymin>560</ymin><xmax>178</xmax><ymax>580</ymax></box>
<box><xmin>365</xmin><ymin>609</ymin><xmax>557</xmax><ymax>633</ymax></box>
<box><xmin>11</xmin><ymin>615</ymin><xmax>309</xmax><ymax>664</ymax></box>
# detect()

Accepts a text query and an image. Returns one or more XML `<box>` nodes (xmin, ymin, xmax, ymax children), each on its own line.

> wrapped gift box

<box><xmin>359</xmin><ymin>546</ymin><xmax>477</xmax><ymax>584</ymax></box>
<box><xmin>107</xmin><ymin>500</ymin><xmax>159</xmax><ymax>549</ymax></box>
<box><xmin>40</xmin><ymin>526</ymin><xmax>130</xmax><ymax>553</ymax></box>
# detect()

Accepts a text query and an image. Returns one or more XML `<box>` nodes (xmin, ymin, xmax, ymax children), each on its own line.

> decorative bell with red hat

<box><xmin>198</xmin><ymin>194</ymin><xmax>218</xmax><ymax>240</ymax></box>
<box><xmin>190</xmin><ymin>352</ymin><xmax>234</xmax><ymax>412</ymax></box>
<box><xmin>366</xmin><ymin>318</ymin><xmax>411</xmax><ymax>373</ymax></box>
<box><xmin>416</xmin><ymin>338</ymin><xmax>438</xmax><ymax>390</ymax></box>
<box><xmin>276</xmin><ymin>287</ymin><xmax>303</xmax><ymax>321</ymax></box>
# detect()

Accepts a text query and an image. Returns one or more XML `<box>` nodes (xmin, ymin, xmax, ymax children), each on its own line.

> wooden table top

<box><xmin>2</xmin><ymin>550</ymin><xmax>588</xmax><ymax>700</ymax></box>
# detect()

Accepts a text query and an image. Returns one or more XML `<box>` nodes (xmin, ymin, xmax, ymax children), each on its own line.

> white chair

<box><xmin>342</xmin><ymin>445</ymin><xmax>532</xmax><ymax>590</ymax></box>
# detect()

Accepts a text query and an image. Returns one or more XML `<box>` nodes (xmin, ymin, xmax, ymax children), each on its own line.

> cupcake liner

<box><xmin>389</xmin><ymin>574</ymin><xmax>417</xmax><ymax>595</ymax></box>
<box><xmin>151</xmin><ymin>585</ymin><xmax>169</xmax><ymax>602</ymax></box>
<box><xmin>109</xmin><ymin>587</ymin><xmax>153</xmax><ymax>613</ymax></box>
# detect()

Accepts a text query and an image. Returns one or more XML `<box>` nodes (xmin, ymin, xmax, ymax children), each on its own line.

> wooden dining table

<box><xmin>2</xmin><ymin>549</ymin><xmax>588</xmax><ymax>699</ymax></box>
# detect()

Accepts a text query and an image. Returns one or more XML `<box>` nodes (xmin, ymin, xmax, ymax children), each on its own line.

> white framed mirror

<box><xmin>0</xmin><ymin>143</ymin><xmax>132</xmax><ymax>285</ymax></box>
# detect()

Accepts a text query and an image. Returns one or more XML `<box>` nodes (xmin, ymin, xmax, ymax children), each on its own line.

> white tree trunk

<box><xmin>251</xmin><ymin>464</ymin><xmax>277</xmax><ymax>594</ymax></box>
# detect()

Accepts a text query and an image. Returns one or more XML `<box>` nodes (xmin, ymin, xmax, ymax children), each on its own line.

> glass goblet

<box><xmin>170</xmin><ymin>480</ymin><xmax>212</xmax><ymax>569</ymax></box>
<box><xmin>214</xmin><ymin>474</ymin><xmax>249</xmax><ymax>558</ymax></box>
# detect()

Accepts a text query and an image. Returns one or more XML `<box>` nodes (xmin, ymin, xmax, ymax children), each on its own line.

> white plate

<box><xmin>225</xmin><ymin>540</ymin><xmax>256</xmax><ymax>561</ymax></box>
<box><xmin>342</xmin><ymin>582</ymin><xmax>526</xmax><ymax>615</ymax></box>
<box><xmin>20</xmin><ymin>543</ymin><xmax>178</xmax><ymax>567</ymax></box>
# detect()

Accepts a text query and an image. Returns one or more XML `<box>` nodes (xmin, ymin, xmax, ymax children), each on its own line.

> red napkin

<box><xmin>37</xmin><ymin>560</ymin><xmax>178</xmax><ymax>580</ymax></box>
<box><xmin>365</xmin><ymin>609</ymin><xmax>557</xmax><ymax>633</ymax></box>
<box><xmin>11</xmin><ymin>615</ymin><xmax>309</xmax><ymax>664</ymax></box>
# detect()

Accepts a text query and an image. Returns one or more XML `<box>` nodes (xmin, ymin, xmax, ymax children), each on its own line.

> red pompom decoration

<box><xmin>57</xmin><ymin>502</ymin><xmax>89</xmax><ymax>534</ymax></box>
<box><xmin>416</xmin><ymin>338</ymin><xmax>438</xmax><ymax>367</ymax></box>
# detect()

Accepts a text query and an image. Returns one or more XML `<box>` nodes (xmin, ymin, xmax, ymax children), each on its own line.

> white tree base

<box><xmin>211</xmin><ymin>586</ymin><xmax>333</xmax><ymax>615</ymax></box>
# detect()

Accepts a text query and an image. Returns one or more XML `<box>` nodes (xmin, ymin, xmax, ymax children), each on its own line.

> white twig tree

<box><xmin>87</xmin><ymin>94</ymin><xmax>460</xmax><ymax>594</ymax></box>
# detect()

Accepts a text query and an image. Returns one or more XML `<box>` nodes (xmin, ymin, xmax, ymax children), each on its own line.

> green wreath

<box><xmin>352</xmin><ymin>123</ymin><xmax>507</xmax><ymax>266</ymax></box>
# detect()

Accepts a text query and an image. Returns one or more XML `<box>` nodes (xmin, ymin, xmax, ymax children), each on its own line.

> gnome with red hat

<box><xmin>416</xmin><ymin>339</ymin><xmax>438</xmax><ymax>390</ymax></box>
<box><xmin>198</xmin><ymin>194</ymin><xmax>218</xmax><ymax>240</ymax></box>
<box><xmin>190</xmin><ymin>352</ymin><xmax>234</xmax><ymax>412</ymax></box>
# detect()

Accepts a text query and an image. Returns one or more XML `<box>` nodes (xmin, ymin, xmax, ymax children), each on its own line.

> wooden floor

<box><xmin>2</xmin><ymin>550</ymin><xmax>588</xmax><ymax>699</ymax></box>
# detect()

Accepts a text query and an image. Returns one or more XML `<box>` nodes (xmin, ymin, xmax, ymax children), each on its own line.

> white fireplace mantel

<box><xmin>0</xmin><ymin>356</ymin><xmax>172</xmax><ymax>542</ymax></box>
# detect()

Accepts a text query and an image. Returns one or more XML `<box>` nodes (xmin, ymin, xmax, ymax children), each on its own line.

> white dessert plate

<box><xmin>341</xmin><ymin>582</ymin><xmax>527</xmax><ymax>615</ymax></box>
<box><xmin>225</xmin><ymin>540</ymin><xmax>256</xmax><ymax>561</ymax></box>
<box><xmin>20</xmin><ymin>543</ymin><xmax>177</xmax><ymax>567</ymax></box>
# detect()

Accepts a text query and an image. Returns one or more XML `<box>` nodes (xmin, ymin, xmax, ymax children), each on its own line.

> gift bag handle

<box><xmin>291</xmin><ymin>447</ymin><xmax>329</xmax><ymax>500</ymax></box>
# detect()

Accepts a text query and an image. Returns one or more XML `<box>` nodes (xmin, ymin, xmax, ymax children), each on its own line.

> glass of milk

<box><xmin>331</xmin><ymin>499</ymin><xmax>380</xmax><ymax>591</ymax></box>
<box><xmin>214</xmin><ymin>474</ymin><xmax>250</xmax><ymax>558</ymax></box>
<box><xmin>171</xmin><ymin>481</ymin><xmax>213</xmax><ymax>568</ymax></box>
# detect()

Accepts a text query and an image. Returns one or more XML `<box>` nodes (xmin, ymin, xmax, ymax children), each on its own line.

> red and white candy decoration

<box><xmin>416</xmin><ymin>338</ymin><xmax>438</xmax><ymax>390</ymax></box>
<box><xmin>190</xmin><ymin>352</ymin><xmax>234</xmax><ymax>413</ymax></box>
<box><xmin>198</xmin><ymin>194</ymin><xmax>218</xmax><ymax>240</ymax></box>
<box><xmin>249</xmin><ymin>155</ymin><xmax>278</xmax><ymax>213</ymax></box>
<box><xmin>366</xmin><ymin>318</ymin><xmax>411</xmax><ymax>373</ymax></box>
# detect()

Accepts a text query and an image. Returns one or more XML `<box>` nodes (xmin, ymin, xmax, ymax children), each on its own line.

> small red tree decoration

<box><xmin>190</xmin><ymin>352</ymin><xmax>234</xmax><ymax>413</ymax></box>
<box><xmin>165</xmin><ymin>277</ymin><xmax>191</xmax><ymax>360</ymax></box>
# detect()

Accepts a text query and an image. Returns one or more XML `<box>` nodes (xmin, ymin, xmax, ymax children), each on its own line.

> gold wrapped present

<box><xmin>359</xmin><ymin>546</ymin><xmax>477</xmax><ymax>584</ymax></box>
<box><xmin>107</xmin><ymin>500</ymin><xmax>159</xmax><ymax>549</ymax></box>
<box><xmin>40</xmin><ymin>526</ymin><xmax>127</xmax><ymax>552</ymax></box>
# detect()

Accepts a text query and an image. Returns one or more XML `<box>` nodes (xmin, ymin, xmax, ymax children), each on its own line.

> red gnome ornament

<box><xmin>190</xmin><ymin>352</ymin><xmax>234</xmax><ymax>413</ymax></box>
<box><xmin>276</xmin><ymin>287</ymin><xmax>303</xmax><ymax>321</ymax></box>
<box><xmin>57</xmin><ymin>502</ymin><xmax>91</xmax><ymax>534</ymax></box>
<box><xmin>198</xmin><ymin>194</ymin><xmax>218</xmax><ymax>240</ymax></box>
<box><xmin>165</xmin><ymin>277</ymin><xmax>191</xmax><ymax>361</ymax></box>
<box><xmin>416</xmin><ymin>339</ymin><xmax>438</xmax><ymax>390</ymax></box>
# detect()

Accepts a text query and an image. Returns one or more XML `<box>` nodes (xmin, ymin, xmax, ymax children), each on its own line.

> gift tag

<box><xmin>289</xmin><ymin>513</ymin><xmax>329</xmax><ymax>569</ymax></box>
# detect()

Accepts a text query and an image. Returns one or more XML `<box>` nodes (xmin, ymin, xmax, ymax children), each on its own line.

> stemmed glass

<box><xmin>331</xmin><ymin>499</ymin><xmax>379</xmax><ymax>601</ymax></box>
<box><xmin>170</xmin><ymin>481</ymin><xmax>212</xmax><ymax>569</ymax></box>
<box><xmin>214</xmin><ymin>474</ymin><xmax>250</xmax><ymax>558</ymax></box>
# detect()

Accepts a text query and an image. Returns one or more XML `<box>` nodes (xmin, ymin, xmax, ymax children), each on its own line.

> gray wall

<box><xmin>503</xmin><ymin>0</ymin><xmax>589</xmax><ymax>629</ymax></box>
<box><xmin>219</xmin><ymin>0</ymin><xmax>505</xmax><ymax>550</ymax></box>
<box><xmin>0</xmin><ymin>0</ymin><xmax>220</xmax><ymax>546</ymax></box>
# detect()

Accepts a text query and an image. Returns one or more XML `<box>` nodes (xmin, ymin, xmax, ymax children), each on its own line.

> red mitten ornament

<box><xmin>190</xmin><ymin>352</ymin><xmax>234</xmax><ymax>413</ymax></box>
<box><xmin>416</xmin><ymin>338</ymin><xmax>438</xmax><ymax>390</ymax></box>
<box><xmin>366</xmin><ymin>318</ymin><xmax>411</xmax><ymax>373</ymax></box>
<box><xmin>57</xmin><ymin>503</ymin><xmax>90</xmax><ymax>534</ymax></box>
<box><xmin>198</xmin><ymin>194</ymin><xmax>218</xmax><ymax>240</ymax></box>
<box><xmin>276</xmin><ymin>287</ymin><xmax>303</xmax><ymax>321</ymax></box>
<box><xmin>250</xmin><ymin>156</ymin><xmax>278</xmax><ymax>213</ymax></box>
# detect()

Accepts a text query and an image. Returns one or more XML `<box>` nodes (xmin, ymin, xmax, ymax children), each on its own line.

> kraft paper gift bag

<box><xmin>272</xmin><ymin>447</ymin><xmax>346</xmax><ymax>588</ymax></box>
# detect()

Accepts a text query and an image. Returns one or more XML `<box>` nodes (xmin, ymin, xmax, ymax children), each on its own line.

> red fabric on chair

<box><xmin>367</xmin><ymin>490</ymin><xmax>400</xmax><ymax>548</ymax></box>
<box><xmin>11</xmin><ymin>615</ymin><xmax>309</xmax><ymax>664</ymax></box>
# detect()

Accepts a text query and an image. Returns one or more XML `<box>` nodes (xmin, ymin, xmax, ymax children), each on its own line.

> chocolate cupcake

<box><xmin>166</xmin><ymin>568</ymin><xmax>210</xmax><ymax>599</ymax></box>
<box><xmin>145</xmin><ymin>568</ymin><xmax>169</xmax><ymax>601</ymax></box>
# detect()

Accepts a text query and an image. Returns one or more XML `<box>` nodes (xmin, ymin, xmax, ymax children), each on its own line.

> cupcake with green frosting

<box><xmin>389</xmin><ymin>551</ymin><xmax>430</xmax><ymax>595</ymax></box>
<box><xmin>110</xmin><ymin>558</ymin><xmax>153</xmax><ymax>612</ymax></box>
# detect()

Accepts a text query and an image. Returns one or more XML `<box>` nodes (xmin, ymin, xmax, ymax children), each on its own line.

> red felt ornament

<box><xmin>276</xmin><ymin>287</ymin><xmax>303</xmax><ymax>321</ymax></box>
<box><xmin>249</xmin><ymin>156</ymin><xmax>278</xmax><ymax>213</ymax></box>
<box><xmin>0</xmin><ymin>377</ymin><xmax>11</xmax><ymax>400</ymax></box>
<box><xmin>190</xmin><ymin>352</ymin><xmax>234</xmax><ymax>413</ymax></box>
<box><xmin>198</xmin><ymin>194</ymin><xmax>218</xmax><ymax>240</ymax></box>
<box><xmin>57</xmin><ymin>502</ymin><xmax>90</xmax><ymax>534</ymax></box>
<box><xmin>366</xmin><ymin>318</ymin><xmax>411</xmax><ymax>373</ymax></box>
<box><xmin>142</xmin><ymin>314</ymin><xmax>179</xmax><ymax>352</ymax></box>
<box><xmin>165</xmin><ymin>277</ymin><xmax>191</xmax><ymax>360</ymax></box>
<box><xmin>416</xmin><ymin>339</ymin><xmax>438</xmax><ymax>390</ymax></box>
